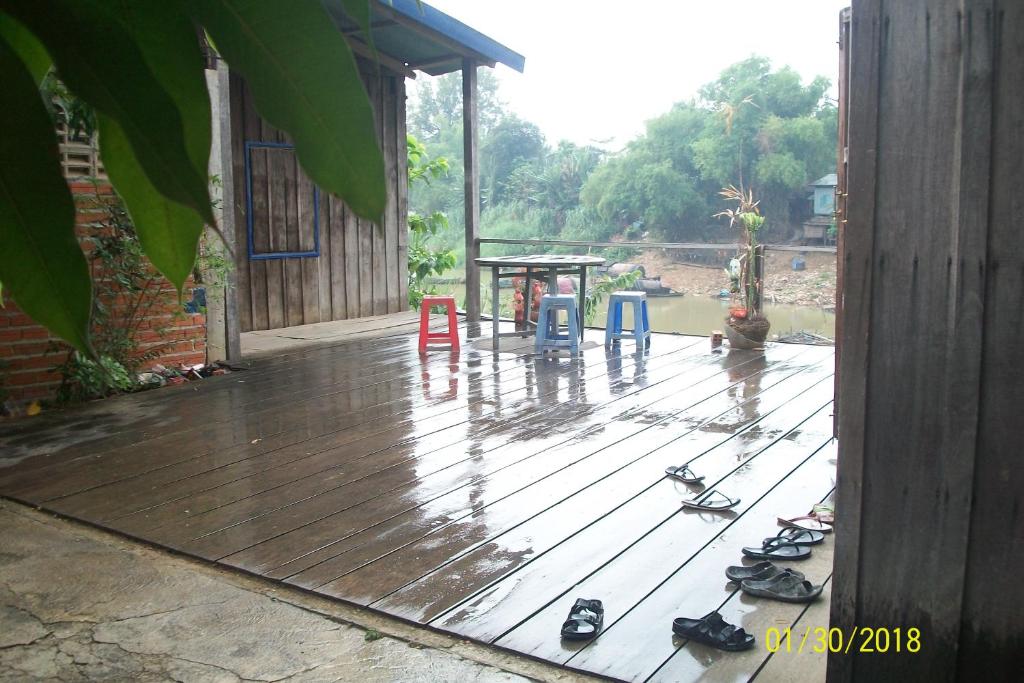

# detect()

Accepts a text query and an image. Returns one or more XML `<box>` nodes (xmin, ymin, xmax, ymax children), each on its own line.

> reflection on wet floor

<box><xmin>0</xmin><ymin>316</ymin><xmax>836</xmax><ymax>683</ymax></box>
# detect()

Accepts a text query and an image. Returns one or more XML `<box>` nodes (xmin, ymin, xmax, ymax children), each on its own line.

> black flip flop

<box><xmin>741</xmin><ymin>570</ymin><xmax>823</xmax><ymax>603</ymax></box>
<box><xmin>665</xmin><ymin>464</ymin><xmax>704</xmax><ymax>484</ymax></box>
<box><xmin>725</xmin><ymin>561</ymin><xmax>805</xmax><ymax>583</ymax></box>
<box><xmin>742</xmin><ymin>536</ymin><xmax>811</xmax><ymax>560</ymax></box>
<box><xmin>765</xmin><ymin>526</ymin><xmax>825</xmax><ymax>546</ymax></box>
<box><xmin>681</xmin><ymin>488</ymin><xmax>740</xmax><ymax>512</ymax></box>
<box><xmin>560</xmin><ymin>598</ymin><xmax>604</xmax><ymax>640</ymax></box>
<box><xmin>672</xmin><ymin>611</ymin><xmax>754</xmax><ymax>651</ymax></box>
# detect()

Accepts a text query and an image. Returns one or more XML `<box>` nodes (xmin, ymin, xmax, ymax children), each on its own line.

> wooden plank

<box><xmin>463</xmin><ymin>59</ymin><xmax>481</xmax><ymax>321</ymax></box>
<box><xmin>383</xmin><ymin>75</ymin><xmax>401</xmax><ymax>314</ymax></box>
<box><xmin>281</xmin><ymin>143</ymin><xmax>305</xmax><ymax>327</ymax></box>
<box><xmin>97</xmin><ymin>333</ymin><xmax>695</xmax><ymax>540</ymax></box>
<box><xmin>395</xmin><ymin>77</ymin><xmax>409</xmax><ymax>312</ymax></box>
<box><xmin>307</xmin><ymin>355</ymin><xmax>832</xmax><ymax>604</ymax></box>
<box><xmin>372</xmin><ymin>73</ymin><xmax>388</xmax><ymax>316</ymax></box>
<box><xmin>828</xmin><ymin>0</ymin><xmax>882</xmax><ymax>677</ymax></box>
<box><xmin>262</xmin><ymin>119</ymin><xmax>286</xmax><ymax>331</ymax></box>
<box><xmin>422</xmin><ymin>390</ymin><xmax>834</xmax><ymax>645</ymax></box>
<box><xmin>243</xmin><ymin>90</ymin><xmax>270</xmax><ymax>332</ymax></box>
<box><xmin>343</xmin><ymin>195</ymin><xmax>361</xmax><ymax>319</ymax></box>
<box><xmin>175</xmin><ymin>340</ymin><xmax>734</xmax><ymax>560</ymax></box>
<box><xmin>360</xmin><ymin>75</ymin><xmax>379</xmax><ymax>318</ymax></box>
<box><xmin>229</xmin><ymin>73</ymin><xmax>253</xmax><ymax>333</ymax></box>
<box><xmin>297</xmin><ymin>156</ymin><xmax>321</xmax><ymax>324</ymax></box>
<box><xmin>327</xmin><ymin>197</ymin><xmax>347</xmax><ymax>320</ymax></box>
<box><xmin>57</xmin><ymin>330</ymin><xmax>647</xmax><ymax>526</ymax></box>
<box><xmin>315</xmin><ymin>181</ymin><xmax>332</xmax><ymax>321</ymax></box>
<box><xmin>956</xmin><ymin>1</ymin><xmax>1024</xmax><ymax>678</ymax></box>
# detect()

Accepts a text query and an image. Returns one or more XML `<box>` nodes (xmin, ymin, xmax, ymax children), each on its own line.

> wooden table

<box><xmin>474</xmin><ymin>254</ymin><xmax>606</xmax><ymax>350</ymax></box>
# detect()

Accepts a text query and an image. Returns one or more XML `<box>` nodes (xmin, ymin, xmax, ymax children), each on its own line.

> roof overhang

<box><xmin>325</xmin><ymin>0</ymin><xmax>525</xmax><ymax>79</ymax></box>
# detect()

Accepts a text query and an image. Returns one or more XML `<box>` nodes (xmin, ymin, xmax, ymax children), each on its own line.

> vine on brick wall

<box><xmin>52</xmin><ymin>187</ymin><xmax>177</xmax><ymax>404</ymax></box>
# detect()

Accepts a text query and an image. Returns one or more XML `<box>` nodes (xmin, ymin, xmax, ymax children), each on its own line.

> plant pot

<box><xmin>725</xmin><ymin>317</ymin><xmax>770</xmax><ymax>349</ymax></box>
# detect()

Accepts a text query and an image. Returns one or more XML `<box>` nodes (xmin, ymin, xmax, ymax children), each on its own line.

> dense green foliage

<box><xmin>408</xmin><ymin>56</ymin><xmax>836</xmax><ymax>264</ymax></box>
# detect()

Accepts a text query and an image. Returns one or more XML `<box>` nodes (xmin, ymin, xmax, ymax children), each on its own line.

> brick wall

<box><xmin>0</xmin><ymin>181</ymin><xmax>206</xmax><ymax>405</ymax></box>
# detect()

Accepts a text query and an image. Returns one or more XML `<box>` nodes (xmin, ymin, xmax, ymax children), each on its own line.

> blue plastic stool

<box><xmin>605</xmin><ymin>291</ymin><xmax>651</xmax><ymax>347</ymax></box>
<box><xmin>534</xmin><ymin>294</ymin><xmax>580</xmax><ymax>355</ymax></box>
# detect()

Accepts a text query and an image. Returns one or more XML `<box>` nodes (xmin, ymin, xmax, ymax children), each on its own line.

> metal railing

<box><xmin>477</xmin><ymin>237</ymin><xmax>836</xmax><ymax>253</ymax></box>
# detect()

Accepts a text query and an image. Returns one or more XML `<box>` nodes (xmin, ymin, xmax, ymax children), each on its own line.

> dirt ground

<box><xmin>630</xmin><ymin>250</ymin><xmax>837</xmax><ymax>308</ymax></box>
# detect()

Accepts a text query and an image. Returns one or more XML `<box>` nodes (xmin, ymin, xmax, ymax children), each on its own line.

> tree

<box><xmin>480</xmin><ymin>114</ymin><xmax>546</xmax><ymax>207</ymax></box>
<box><xmin>581</xmin><ymin>56</ymin><xmax>836</xmax><ymax>242</ymax></box>
<box><xmin>0</xmin><ymin>1</ymin><xmax>386</xmax><ymax>355</ymax></box>
<box><xmin>408</xmin><ymin>69</ymin><xmax>504</xmax><ymax>141</ymax></box>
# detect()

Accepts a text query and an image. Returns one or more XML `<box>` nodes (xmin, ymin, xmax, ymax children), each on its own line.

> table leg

<box><xmin>491</xmin><ymin>266</ymin><xmax>500</xmax><ymax>351</ymax></box>
<box><xmin>578</xmin><ymin>265</ymin><xmax>587</xmax><ymax>340</ymax></box>
<box><xmin>523</xmin><ymin>267</ymin><xmax>533</xmax><ymax>338</ymax></box>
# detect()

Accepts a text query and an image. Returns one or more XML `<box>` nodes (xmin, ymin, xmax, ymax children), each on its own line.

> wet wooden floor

<box><xmin>0</xmin><ymin>314</ymin><xmax>836</xmax><ymax>682</ymax></box>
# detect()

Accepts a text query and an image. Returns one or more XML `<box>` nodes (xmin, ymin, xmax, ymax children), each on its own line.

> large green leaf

<box><xmin>99</xmin><ymin>115</ymin><xmax>203</xmax><ymax>292</ymax></box>
<box><xmin>188</xmin><ymin>0</ymin><xmax>386</xmax><ymax>222</ymax></box>
<box><xmin>0</xmin><ymin>13</ymin><xmax>49</xmax><ymax>83</ymax></box>
<box><xmin>99</xmin><ymin>3</ymin><xmax>210</xmax><ymax>292</ymax></box>
<box><xmin>0</xmin><ymin>35</ymin><xmax>91</xmax><ymax>354</ymax></box>
<box><xmin>2</xmin><ymin>1</ymin><xmax>215</xmax><ymax>225</ymax></box>
<box><xmin>117</xmin><ymin>2</ymin><xmax>212</xmax><ymax>208</ymax></box>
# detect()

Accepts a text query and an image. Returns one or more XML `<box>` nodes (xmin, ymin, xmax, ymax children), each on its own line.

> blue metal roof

<box><xmin>326</xmin><ymin>0</ymin><xmax>525</xmax><ymax>76</ymax></box>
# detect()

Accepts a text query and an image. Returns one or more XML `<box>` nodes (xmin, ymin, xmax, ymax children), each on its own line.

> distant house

<box><xmin>801</xmin><ymin>173</ymin><xmax>837</xmax><ymax>243</ymax></box>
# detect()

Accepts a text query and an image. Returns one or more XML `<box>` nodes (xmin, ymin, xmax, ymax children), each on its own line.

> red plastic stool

<box><xmin>418</xmin><ymin>295</ymin><xmax>460</xmax><ymax>352</ymax></box>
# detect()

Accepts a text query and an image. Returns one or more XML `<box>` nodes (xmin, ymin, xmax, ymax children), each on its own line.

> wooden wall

<box><xmin>830</xmin><ymin>1</ymin><xmax>1023</xmax><ymax>680</ymax></box>
<box><xmin>229</xmin><ymin>62</ymin><xmax>408</xmax><ymax>332</ymax></box>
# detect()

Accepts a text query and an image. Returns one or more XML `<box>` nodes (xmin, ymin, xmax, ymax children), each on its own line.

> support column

<box><xmin>214</xmin><ymin>59</ymin><xmax>241</xmax><ymax>360</ymax></box>
<box><xmin>462</xmin><ymin>58</ymin><xmax>481</xmax><ymax>322</ymax></box>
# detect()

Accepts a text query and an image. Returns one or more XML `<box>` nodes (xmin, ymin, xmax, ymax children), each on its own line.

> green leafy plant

<box><xmin>0</xmin><ymin>1</ymin><xmax>386</xmax><ymax>356</ymax></box>
<box><xmin>407</xmin><ymin>134</ymin><xmax>457</xmax><ymax>309</ymax></box>
<box><xmin>715</xmin><ymin>185</ymin><xmax>766</xmax><ymax>319</ymax></box>
<box><xmin>585</xmin><ymin>269</ymin><xmax>643</xmax><ymax>324</ymax></box>
<box><xmin>53</xmin><ymin>187</ymin><xmax>180</xmax><ymax>404</ymax></box>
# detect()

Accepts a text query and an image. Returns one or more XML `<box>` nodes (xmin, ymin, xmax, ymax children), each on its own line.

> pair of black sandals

<box><xmin>665</xmin><ymin>464</ymin><xmax>740</xmax><ymax>512</ymax></box>
<box><xmin>741</xmin><ymin>526</ymin><xmax>824</xmax><ymax>560</ymax></box>
<box><xmin>726</xmin><ymin>561</ymin><xmax>824</xmax><ymax>603</ymax></box>
<box><xmin>558</xmin><ymin>599</ymin><xmax>756</xmax><ymax>653</ymax></box>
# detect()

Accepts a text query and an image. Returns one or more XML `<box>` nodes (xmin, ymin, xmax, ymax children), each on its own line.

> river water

<box><xmin>435</xmin><ymin>284</ymin><xmax>835</xmax><ymax>339</ymax></box>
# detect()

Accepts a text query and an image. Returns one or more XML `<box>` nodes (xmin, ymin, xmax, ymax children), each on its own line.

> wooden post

<box><xmin>463</xmin><ymin>58</ymin><xmax>481</xmax><ymax>322</ymax></box>
<box><xmin>833</xmin><ymin>7</ymin><xmax>851</xmax><ymax>438</ymax></box>
<box><xmin>217</xmin><ymin>60</ymin><xmax>242</xmax><ymax>360</ymax></box>
<box><xmin>829</xmin><ymin>1</ymin><xmax>1024</xmax><ymax>680</ymax></box>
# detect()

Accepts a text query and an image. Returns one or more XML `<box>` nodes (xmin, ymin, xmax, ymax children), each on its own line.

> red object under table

<box><xmin>418</xmin><ymin>295</ymin><xmax>460</xmax><ymax>352</ymax></box>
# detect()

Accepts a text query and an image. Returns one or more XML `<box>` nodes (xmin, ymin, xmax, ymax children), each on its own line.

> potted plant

<box><xmin>716</xmin><ymin>185</ymin><xmax>770</xmax><ymax>349</ymax></box>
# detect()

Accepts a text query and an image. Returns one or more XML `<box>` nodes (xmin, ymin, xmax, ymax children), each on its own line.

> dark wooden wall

<box><xmin>229</xmin><ymin>62</ymin><xmax>408</xmax><ymax>332</ymax></box>
<box><xmin>830</xmin><ymin>1</ymin><xmax>1023</xmax><ymax>680</ymax></box>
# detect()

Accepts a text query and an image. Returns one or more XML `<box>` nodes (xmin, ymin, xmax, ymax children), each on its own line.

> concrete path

<box><xmin>0</xmin><ymin>501</ymin><xmax>592</xmax><ymax>683</ymax></box>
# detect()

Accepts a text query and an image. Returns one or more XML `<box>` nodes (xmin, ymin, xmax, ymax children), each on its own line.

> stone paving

<box><xmin>0</xmin><ymin>501</ymin><xmax>590</xmax><ymax>683</ymax></box>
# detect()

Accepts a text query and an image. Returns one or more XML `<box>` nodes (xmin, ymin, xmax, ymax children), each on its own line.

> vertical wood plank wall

<box><xmin>830</xmin><ymin>1</ymin><xmax>1023</xmax><ymax>681</ymax></box>
<box><xmin>230</xmin><ymin>64</ymin><xmax>408</xmax><ymax>332</ymax></box>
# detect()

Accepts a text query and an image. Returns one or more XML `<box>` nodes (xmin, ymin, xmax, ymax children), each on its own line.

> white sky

<box><xmin>412</xmin><ymin>0</ymin><xmax>849</xmax><ymax>149</ymax></box>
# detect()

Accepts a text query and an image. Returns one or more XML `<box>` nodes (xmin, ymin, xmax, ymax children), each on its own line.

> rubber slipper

<box><xmin>725</xmin><ymin>561</ymin><xmax>804</xmax><ymax>583</ymax></box>
<box><xmin>777</xmin><ymin>514</ymin><xmax>832</xmax><ymax>532</ymax></box>
<box><xmin>682</xmin><ymin>488</ymin><xmax>740</xmax><ymax>512</ymax></box>
<box><xmin>665</xmin><ymin>464</ymin><xmax>704</xmax><ymax>484</ymax></box>
<box><xmin>765</xmin><ymin>526</ymin><xmax>825</xmax><ymax>546</ymax></box>
<box><xmin>672</xmin><ymin>611</ymin><xmax>754</xmax><ymax>651</ymax></box>
<box><xmin>741</xmin><ymin>570</ymin><xmax>823</xmax><ymax>603</ymax></box>
<box><xmin>811</xmin><ymin>503</ymin><xmax>835</xmax><ymax>524</ymax></box>
<box><xmin>742</xmin><ymin>536</ymin><xmax>811</xmax><ymax>560</ymax></box>
<box><xmin>560</xmin><ymin>598</ymin><xmax>604</xmax><ymax>640</ymax></box>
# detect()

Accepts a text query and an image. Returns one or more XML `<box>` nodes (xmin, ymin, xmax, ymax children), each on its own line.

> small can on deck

<box><xmin>711</xmin><ymin>330</ymin><xmax>724</xmax><ymax>349</ymax></box>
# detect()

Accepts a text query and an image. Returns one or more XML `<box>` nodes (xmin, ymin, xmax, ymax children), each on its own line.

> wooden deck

<box><xmin>0</xmin><ymin>314</ymin><xmax>837</xmax><ymax>682</ymax></box>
